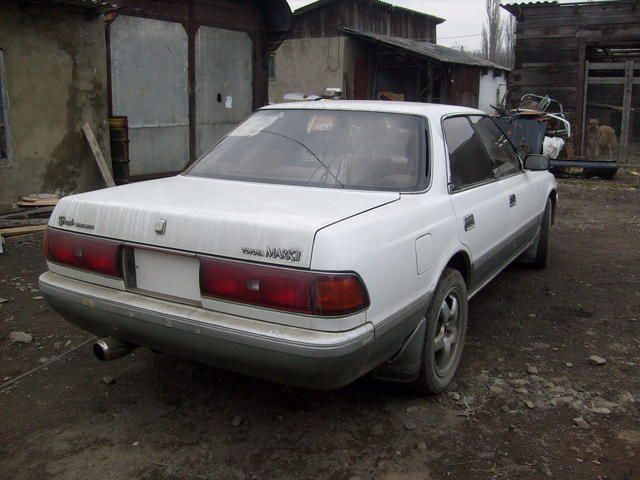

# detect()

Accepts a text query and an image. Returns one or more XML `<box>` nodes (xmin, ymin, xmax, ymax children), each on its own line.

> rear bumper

<box><xmin>39</xmin><ymin>271</ymin><xmax>375</xmax><ymax>390</ymax></box>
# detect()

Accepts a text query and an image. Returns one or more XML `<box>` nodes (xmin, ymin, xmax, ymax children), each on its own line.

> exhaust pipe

<box><xmin>93</xmin><ymin>337</ymin><xmax>137</xmax><ymax>361</ymax></box>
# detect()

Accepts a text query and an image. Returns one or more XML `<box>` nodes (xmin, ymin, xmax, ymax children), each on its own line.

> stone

<box><xmin>448</xmin><ymin>392</ymin><xmax>461</xmax><ymax>401</ymax></box>
<box><xmin>573</xmin><ymin>417</ymin><xmax>590</xmax><ymax>429</ymax></box>
<box><xmin>515</xmin><ymin>387</ymin><xmax>529</xmax><ymax>394</ymax></box>
<box><xmin>534</xmin><ymin>399</ymin><xmax>547</xmax><ymax>410</ymax></box>
<box><xmin>539</xmin><ymin>464</ymin><xmax>553</xmax><ymax>477</ymax></box>
<box><xmin>0</xmin><ymin>298</ymin><xmax>8</xmax><ymax>305</ymax></box>
<box><xmin>593</xmin><ymin>398</ymin><xmax>618</xmax><ymax>410</ymax></box>
<box><xmin>231</xmin><ymin>415</ymin><xmax>243</xmax><ymax>427</ymax></box>
<box><xmin>403</xmin><ymin>419</ymin><xmax>417</xmax><ymax>431</ymax></box>
<box><xmin>406</xmin><ymin>406</ymin><xmax>420</xmax><ymax>413</ymax></box>
<box><xmin>618</xmin><ymin>392</ymin><xmax>636</xmax><ymax>405</ymax></box>
<box><xmin>38</xmin><ymin>357</ymin><xmax>48</xmax><ymax>363</ymax></box>
<box><xmin>524</xmin><ymin>400</ymin><xmax>535</xmax><ymax>409</ymax></box>
<box><xmin>527</xmin><ymin>365</ymin><xmax>539</xmax><ymax>375</ymax></box>
<box><xmin>494</xmin><ymin>378</ymin><xmax>509</xmax><ymax>387</ymax></box>
<box><xmin>589</xmin><ymin>355</ymin><xmax>607</xmax><ymax>366</ymax></box>
<box><xmin>529</xmin><ymin>375</ymin><xmax>546</xmax><ymax>384</ymax></box>
<box><xmin>232</xmin><ymin>469</ymin><xmax>247</xmax><ymax>480</ymax></box>
<box><xmin>9</xmin><ymin>331</ymin><xmax>33</xmax><ymax>344</ymax></box>
<box><xmin>476</xmin><ymin>373</ymin><xmax>490</xmax><ymax>384</ymax></box>
<box><xmin>417</xmin><ymin>441</ymin><xmax>427</xmax><ymax>451</ymax></box>
<box><xmin>32</xmin><ymin>296</ymin><xmax>44</xmax><ymax>301</ymax></box>
<box><xmin>102</xmin><ymin>376</ymin><xmax>115</xmax><ymax>385</ymax></box>
<box><xmin>509</xmin><ymin>378</ymin><xmax>530</xmax><ymax>386</ymax></box>
<box><xmin>565</xmin><ymin>362</ymin><xmax>573</xmax><ymax>368</ymax></box>
<box><xmin>489</xmin><ymin>385</ymin><xmax>505</xmax><ymax>395</ymax></box>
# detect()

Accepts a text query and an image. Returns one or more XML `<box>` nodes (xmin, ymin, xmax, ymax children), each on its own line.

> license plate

<box><xmin>133</xmin><ymin>249</ymin><xmax>201</xmax><ymax>303</ymax></box>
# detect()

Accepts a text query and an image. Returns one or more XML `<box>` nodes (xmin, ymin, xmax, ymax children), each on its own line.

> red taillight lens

<box><xmin>199</xmin><ymin>257</ymin><xmax>369</xmax><ymax>317</ymax></box>
<box><xmin>44</xmin><ymin>228</ymin><xmax>123</xmax><ymax>278</ymax></box>
<box><xmin>315</xmin><ymin>275</ymin><xmax>369</xmax><ymax>316</ymax></box>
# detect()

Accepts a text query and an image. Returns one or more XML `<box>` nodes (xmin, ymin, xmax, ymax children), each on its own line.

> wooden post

<box><xmin>577</xmin><ymin>40</ymin><xmax>587</xmax><ymax>156</ymax></box>
<box><xmin>581</xmin><ymin>60</ymin><xmax>589</xmax><ymax>157</ymax></box>
<box><xmin>619</xmin><ymin>60</ymin><xmax>634</xmax><ymax>164</ymax></box>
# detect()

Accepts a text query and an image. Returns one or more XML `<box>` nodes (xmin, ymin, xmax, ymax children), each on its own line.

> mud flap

<box><xmin>372</xmin><ymin>317</ymin><xmax>426</xmax><ymax>383</ymax></box>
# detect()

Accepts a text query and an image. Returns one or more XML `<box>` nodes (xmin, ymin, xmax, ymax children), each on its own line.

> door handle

<box><xmin>464</xmin><ymin>214</ymin><xmax>475</xmax><ymax>232</ymax></box>
<box><xmin>509</xmin><ymin>194</ymin><xmax>517</xmax><ymax>208</ymax></box>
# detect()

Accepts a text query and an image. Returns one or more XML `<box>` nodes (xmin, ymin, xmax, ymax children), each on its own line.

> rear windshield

<box><xmin>186</xmin><ymin>109</ymin><xmax>428</xmax><ymax>191</ymax></box>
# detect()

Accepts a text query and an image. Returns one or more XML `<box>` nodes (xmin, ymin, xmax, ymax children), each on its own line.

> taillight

<box><xmin>44</xmin><ymin>227</ymin><xmax>122</xmax><ymax>278</ymax></box>
<box><xmin>199</xmin><ymin>257</ymin><xmax>369</xmax><ymax>316</ymax></box>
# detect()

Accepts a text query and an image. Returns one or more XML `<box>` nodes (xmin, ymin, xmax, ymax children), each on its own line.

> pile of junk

<box><xmin>493</xmin><ymin>94</ymin><xmax>618</xmax><ymax>179</ymax></box>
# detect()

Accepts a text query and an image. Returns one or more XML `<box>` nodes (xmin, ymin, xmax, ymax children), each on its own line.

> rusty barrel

<box><xmin>109</xmin><ymin>116</ymin><xmax>130</xmax><ymax>184</ymax></box>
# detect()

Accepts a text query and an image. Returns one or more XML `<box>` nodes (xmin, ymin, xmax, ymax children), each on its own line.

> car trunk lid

<box><xmin>50</xmin><ymin>175</ymin><xmax>399</xmax><ymax>269</ymax></box>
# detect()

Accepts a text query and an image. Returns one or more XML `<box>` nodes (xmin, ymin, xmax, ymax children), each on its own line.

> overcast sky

<box><xmin>286</xmin><ymin>1</ymin><xmax>600</xmax><ymax>52</ymax></box>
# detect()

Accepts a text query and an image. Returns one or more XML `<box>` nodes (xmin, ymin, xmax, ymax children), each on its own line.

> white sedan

<box><xmin>40</xmin><ymin>101</ymin><xmax>557</xmax><ymax>393</ymax></box>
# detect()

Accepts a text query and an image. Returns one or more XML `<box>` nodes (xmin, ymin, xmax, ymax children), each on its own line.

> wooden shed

<box><xmin>270</xmin><ymin>0</ymin><xmax>509</xmax><ymax>113</ymax></box>
<box><xmin>503</xmin><ymin>1</ymin><xmax>640</xmax><ymax>162</ymax></box>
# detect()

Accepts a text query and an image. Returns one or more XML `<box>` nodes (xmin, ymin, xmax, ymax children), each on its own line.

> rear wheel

<box><xmin>412</xmin><ymin>268</ymin><xmax>468</xmax><ymax>394</ymax></box>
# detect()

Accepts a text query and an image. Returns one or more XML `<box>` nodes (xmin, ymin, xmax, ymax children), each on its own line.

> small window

<box><xmin>0</xmin><ymin>50</ymin><xmax>10</xmax><ymax>166</ymax></box>
<box><xmin>268</xmin><ymin>54</ymin><xmax>276</xmax><ymax>81</ymax></box>
<box><xmin>443</xmin><ymin>116</ymin><xmax>494</xmax><ymax>190</ymax></box>
<box><xmin>471</xmin><ymin>116</ymin><xmax>521</xmax><ymax>178</ymax></box>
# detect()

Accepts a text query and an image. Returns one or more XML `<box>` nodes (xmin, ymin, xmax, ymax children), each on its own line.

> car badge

<box><xmin>155</xmin><ymin>219</ymin><xmax>167</xmax><ymax>235</ymax></box>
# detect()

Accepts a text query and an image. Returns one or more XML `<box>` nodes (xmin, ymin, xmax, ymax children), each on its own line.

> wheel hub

<box><xmin>433</xmin><ymin>289</ymin><xmax>462</xmax><ymax>377</ymax></box>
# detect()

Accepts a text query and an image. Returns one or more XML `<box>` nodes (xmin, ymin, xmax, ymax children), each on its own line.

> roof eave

<box><xmin>294</xmin><ymin>0</ymin><xmax>445</xmax><ymax>24</ymax></box>
<box><xmin>343</xmin><ymin>27</ymin><xmax>511</xmax><ymax>72</ymax></box>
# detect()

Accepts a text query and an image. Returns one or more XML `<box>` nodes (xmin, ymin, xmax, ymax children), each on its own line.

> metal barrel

<box><xmin>109</xmin><ymin>116</ymin><xmax>130</xmax><ymax>184</ymax></box>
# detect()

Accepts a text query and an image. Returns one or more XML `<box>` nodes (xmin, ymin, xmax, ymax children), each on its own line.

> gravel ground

<box><xmin>1</xmin><ymin>177</ymin><xmax>639</xmax><ymax>480</ymax></box>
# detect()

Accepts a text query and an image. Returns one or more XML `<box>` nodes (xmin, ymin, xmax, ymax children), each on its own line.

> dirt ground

<box><xmin>1</xmin><ymin>177</ymin><xmax>639</xmax><ymax>480</ymax></box>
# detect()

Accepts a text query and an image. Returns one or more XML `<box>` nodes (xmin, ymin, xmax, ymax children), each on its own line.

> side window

<box><xmin>0</xmin><ymin>49</ymin><xmax>9</xmax><ymax>166</ymax></box>
<box><xmin>443</xmin><ymin>116</ymin><xmax>494</xmax><ymax>191</ymax></box>
<box><xmin>471</xmin><ymin>116</ymin><xmax>521</xmax><ymax>178</ymax></box>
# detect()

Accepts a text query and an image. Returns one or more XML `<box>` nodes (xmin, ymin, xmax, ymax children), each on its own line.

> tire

<box><xmin>412</xmin><ymin>268</ymin><xmax>468</xmax><ymax>395</ymax></box>
<box><xmin>532</xmin><ymin>199</ymin><xmax>552</xmax><ymax>269</ymax></box>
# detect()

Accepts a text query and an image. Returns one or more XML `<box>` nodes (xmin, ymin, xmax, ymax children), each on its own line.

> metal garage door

<box><xmin>195</xmin><ymin>27</ymin><xmax>253</xmax><ymax>158</ymax></box>
<box><xmin>110</xmin><ymin>15</ymin><xmax>189</xmax><ymax>177</ymax></box>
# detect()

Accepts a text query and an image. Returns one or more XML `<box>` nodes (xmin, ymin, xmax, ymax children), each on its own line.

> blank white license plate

<box><xmin>134</xmin><ymin>249</ymin><xmax>201</xmax><ymax>303</ymax></box>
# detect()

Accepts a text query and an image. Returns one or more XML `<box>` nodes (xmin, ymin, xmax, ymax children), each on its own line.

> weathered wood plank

<box><xmin>619</xmin><ymin>60</ymin><xmax>634</xmax><ymax>162</ymax></box>
<box><xmin>0</xmin><ymin>225</ymin><xmax>47</xmax><ymax>237</ymax></box>
<box><xmin>82</xmin><ymin>123</ymin><xmax>116</xmax><ymax>188</ymax></box>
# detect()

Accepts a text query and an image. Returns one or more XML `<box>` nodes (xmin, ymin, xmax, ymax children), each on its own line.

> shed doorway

<box><xmin>109</xmin><ymin>15</ymin><xmax>254</xmax><ymax>179</ymax></box>
<box><xmin>583</xmin><ymin>47</ymin><xmax>639</xmax><ymax>164</ymax></box>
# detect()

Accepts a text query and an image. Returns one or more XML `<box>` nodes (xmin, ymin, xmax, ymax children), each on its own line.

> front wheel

<box><xmin>412</xmin><ymin>268</ymin><xmax>468</xmax><ymax>394</ymax></box>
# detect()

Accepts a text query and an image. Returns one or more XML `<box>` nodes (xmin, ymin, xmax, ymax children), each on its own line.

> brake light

<box><xmin>44</xmin><ymin>227</ymin><xmax>122</xmax><ymax>278</ymax></box>
<box><xmin>199</xmin><ymin>257</ymin><xmax>369</xmax><ymax>316</ymax></box>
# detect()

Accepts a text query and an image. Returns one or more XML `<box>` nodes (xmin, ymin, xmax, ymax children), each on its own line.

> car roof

<box><xmin>261</xmin><ymin>100</ymin><xmax>484</xmax><ymax>119</ymax></box>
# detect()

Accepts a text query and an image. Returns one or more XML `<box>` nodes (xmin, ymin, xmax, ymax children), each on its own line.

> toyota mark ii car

<box><xmin>40</xmin><ymin>101</ymin><xmax>557</xmax><ymax>393</ymax></box>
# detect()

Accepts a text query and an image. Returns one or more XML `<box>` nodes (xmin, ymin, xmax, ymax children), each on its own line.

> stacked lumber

<box><xmin>0</xmin><ymin>194</ymin><xmax>59</xmax><ymax>243</ymax></box>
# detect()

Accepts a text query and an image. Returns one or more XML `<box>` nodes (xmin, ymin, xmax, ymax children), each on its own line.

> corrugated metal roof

<box><xmin>502</xmin><ymin>1</ymin><xmax>628</xmax><ymax>14</ymax></box>
<box><xmin>26</xmin><ymin>0</ymin><xmax>115</xmax><ymax>10</ymax></box>
<box><xmin>295</xmin><ymin>0</ymin><xmax>445</xmax><ymax>24</ymax></box>
<box><xmin>343</xmin><ymin>27</ymin><xmax>511</xmax><ymax>71</ymax></box>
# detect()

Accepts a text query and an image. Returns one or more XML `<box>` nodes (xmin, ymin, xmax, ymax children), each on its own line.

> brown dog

<box><xmin>586</xmin><ymin>118</ymin><xmax>618</xmax><ymax>160</ymax></box>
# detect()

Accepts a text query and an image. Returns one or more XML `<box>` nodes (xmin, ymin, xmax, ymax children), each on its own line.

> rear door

<box><xmin>443</xmin><ymin>116</ymin><xmax>509</xmax><ymax>290</ymax></box>
<box><xmin>472</xmin><ymin>116</ymin><xmax>541</xmax><ymax>257</ymax></box>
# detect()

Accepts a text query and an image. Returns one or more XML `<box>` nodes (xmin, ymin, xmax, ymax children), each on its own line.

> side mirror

<box><xmin>524</xmin><ymin>154</ymin><xmax>550</xmax><ymax>171</ymax></box>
